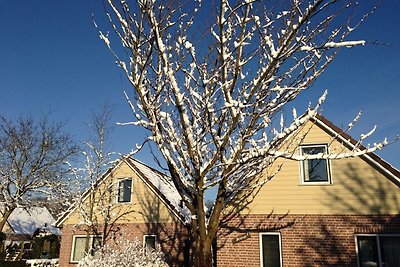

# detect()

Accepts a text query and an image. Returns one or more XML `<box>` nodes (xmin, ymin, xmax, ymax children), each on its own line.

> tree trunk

<box><xmin>0</xmin><ymin>208</ymin><xmax>14</xmax><ymax>233</ymax></box>
<box><xmin>193</xmin><ymin>237</ymin><xmax>213</xmax><ymax>267</ymax></box>
<box><xmin>190</xmin><ymin>207</ymin><xmax>215</xmax><ymax>267</ymax></box>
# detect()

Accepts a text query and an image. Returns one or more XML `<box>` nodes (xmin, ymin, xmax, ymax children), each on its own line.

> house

<box><xmin>57</xmin><ymin>114</ymin><xmax>400</xmax><ymax>267</ymax></box>
<box><xmin>55</xmin><ymin>157</ymin><xmax>190</xmax><ymax>267</ymax></box>
<box><xmin>2</xmin><ymin>206</ymin><xmax>60</xmax><ymax>260</ymax></box>
<box><xmin>216</xmin><ymin>114</ymin><xmax>400</xmax><ymax>267</ymax></box>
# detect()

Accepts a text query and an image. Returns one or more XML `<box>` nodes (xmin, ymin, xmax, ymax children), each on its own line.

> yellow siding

<box><xmin>63</xmin><ymin>161</ymin><xmax>178</xmax><ymax>225</ymax></box>
<box><xmin>2</xmin><ymin>221</ymin><xmax>12</xmax><ymax>234</ymax></box>
<box><xmin>247</xmin><ymin>122</ymin><xmax>400</xmax><ymax>215</ymax></box>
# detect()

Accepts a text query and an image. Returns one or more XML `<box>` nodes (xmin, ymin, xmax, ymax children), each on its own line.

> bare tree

<box><xmin>0</xmin><ymin>114</ymin><xmax>78</xmax><ymax>232</ymax></box>
<box><xmin>68</xmin><ymin>105</ymin><xmax>134</xmax><ymax>254</ymax></box>
<box><xmin>99</xmin><ymin>0</ymin><xmax>389</xmax><ymax>266</ymax></box>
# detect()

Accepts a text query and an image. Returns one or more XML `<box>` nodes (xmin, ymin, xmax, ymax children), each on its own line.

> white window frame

<box><xmin>70</xmin><ymin>235</ymin><xmax>102</xmax><ymax>263</ymax></box>
<box><xmin>116</xmin><ymin>178</ymin><xmax>133</xmax><ymax>203</ymax></box>
<box><xmin>143</xmin><ymin>234</ymin><xmax>157</xmax><ymax>251</ymax></box>
<box><xmin>259</xmin><ymin>232</ymin><xmax>282</xmax><ymax>267</ymax></box>
<box><xmin>355</xmin><ymin>234</ymin><xmax>400</xmax><ymax>267</ymax></box>
<box><xmin>299</xmin><ymin>144</ymin><xmax>332</xmax><ymax>185</ymax></box>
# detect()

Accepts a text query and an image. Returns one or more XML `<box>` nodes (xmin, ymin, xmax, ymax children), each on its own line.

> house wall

<box><xmin>217</xmin><ymin>214</ymin><xmax>400</xmax><ymax>267</ymax></box>
<box><xmin>58</xmin><ymin>121</ymin><xmax>400</xmax><ymax>267</ymax></box>
<box><xmin>218</xmin><ymin>121</ymin><xmax>400</xmax><ymax>266</ymax></box>
<box><xmin>59</xmin><ymin>222</ymin><xmax>189</xmax><ymax>267</ymax></box>
<box><xmin>247</xmin><ymin>122</ymin><xmax>400</xmax><ymax>215</ymax></box>
<box><xmin>59</xmin><ymin>160</ymin><xmax>188</xmax><ymax>267</ymax></box>
<box><xmin>2</xmin><ymin>221</ymin><xmax>12</xmax><ymax>234</ymax></box>
<box><xmin>63</xmin><ymin>161</ymin><xmax>178</xmax><ymax>225</ymax></box>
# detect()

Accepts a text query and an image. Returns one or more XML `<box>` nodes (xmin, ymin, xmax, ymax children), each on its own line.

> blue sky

<box><xmin>1</xmin><ymin>1</ymin><xmax>399</xmax><ymax>169</ymax></box>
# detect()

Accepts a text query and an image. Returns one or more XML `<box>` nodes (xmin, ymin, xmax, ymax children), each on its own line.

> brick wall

<box><xmin>59</xmin><ymin>222</ymin><xmax>189</xmax><ymax>267</ymax></box>
<box><xmin>216</xmin><ymin>214</ymin><xmax>400</xmax><ymax>267</ymax></box>
<box><xmin>59</xmin><ymin>214</ymin><xmax>400</xmax><ymax>267</ymax></box>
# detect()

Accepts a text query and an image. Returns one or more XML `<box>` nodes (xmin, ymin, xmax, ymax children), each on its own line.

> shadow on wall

<box><xmin>136</xmin><ymin>185</ymin><xmax>189</xmax><ymax>267</ymax></box>
<box><xmin>323</xmin><ymin>163</ymin><xmax>400</xmax><ymax>214</ymax></box>
<box><xmin>89</xmin><ymin>171</ymin><xmax>138</xmax><ymax>243</ymax></box>
<box><xmin>215</xmin><ymin>161</ymin><xmax>400</xmax><ymax>266</ymax></box>
<box><xmin>216</xmin><ymin>162</ymin><xmax>298</xmax><ymax>251</ymax></box>
<box><xmin>215</xmin><ymin>194</ymin><xmax>299</xmax><ymax>267</ymax></box>
<box><xmin>297</xmin><ymin>162</ymin><xmax>400</xmax><ymax>266</ymax></box>
<box><xmin>216</xmin><ymin>183</ymin><xmax>298</xmax><ymax>266</ymax></box>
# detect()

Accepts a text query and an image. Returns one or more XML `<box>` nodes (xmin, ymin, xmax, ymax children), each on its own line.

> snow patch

<box><xmin>324</xmin><ymin>40</ymin><xmax>365</xmax><ymax>48</ymax></box>
<box><xmin>7</xmin><ymin>207</ymin><xmax>60</xmax><ymax>236</ymax></box>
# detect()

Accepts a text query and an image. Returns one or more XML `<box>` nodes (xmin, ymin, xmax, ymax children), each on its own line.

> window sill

<box><xmin>115</xmin><ymin>201</ymin><xmax>133</xmax><ymax>205</ymax></box>
<box><xmin>299</xmin><ymin>181</ymin><xmax>332</xmax><ymax>186</ymax></box>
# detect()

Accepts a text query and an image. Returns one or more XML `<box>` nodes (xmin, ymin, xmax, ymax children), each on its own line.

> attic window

<box><xmin>117</xmin><ymin>178</ymin><xmax>132</xmax><ymax>203</ymax></box>
<box><xmin>300</xmin><ymin>145</ymin><xmax>331</xmax><ymax>184</ymax></box>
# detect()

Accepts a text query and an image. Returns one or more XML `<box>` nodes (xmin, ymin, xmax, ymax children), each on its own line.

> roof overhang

<box><xmin>313</xmin><ymin>114</ymin><xmax>400</xmax><ymax>187</ymax></box>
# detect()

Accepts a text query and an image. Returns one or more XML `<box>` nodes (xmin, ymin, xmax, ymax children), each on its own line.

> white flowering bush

<box><xmin>77</xmin><ymin>239</ymin><xmax>168</xmax><ymax>267</ymax></box>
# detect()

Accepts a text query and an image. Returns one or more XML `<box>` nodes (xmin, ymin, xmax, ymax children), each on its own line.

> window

<box><xmin>117</xmin><ymin>178</ymin><xmax>132</xmax><ymax>203</ymax></box>
<box><xmin>259</xmin><ymin>233</ymin><xmax>282</xmax><ymax>267</ymax></box>
<box><xmin>144</xmin><ymin>235</ymin><xmax>156</xmax><ymax>251</ymax></box>
<box><xmin>356</xmin><ymin>235</ymin><xmax>400</xmax><ymax>267</ymax></box>
<box><xmin>71</xmin><ymin>235</ymin><xmax>102</xmax><ymax>262</ymax></box>
<box><xmin>300</xmin><ymin>145</ymin><xmax>331</xmax><ymax>184</ymax></box>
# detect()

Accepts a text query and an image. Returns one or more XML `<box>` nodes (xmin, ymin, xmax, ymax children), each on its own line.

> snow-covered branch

<box><xmin>100</xmin><ymin>1</ymin><xmax>384</xmax><ymax>265</ymax></box>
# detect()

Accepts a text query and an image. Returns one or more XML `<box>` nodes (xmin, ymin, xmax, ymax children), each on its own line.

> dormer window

<box><xmin>117</xmin><ymin>178</ymin><xmax>132</xmax><ymax>203</ymax></box>
<box><xmin>300</xmin><ymin>145</ymin><xmax>331</xmax><ymax>184</ymax></box>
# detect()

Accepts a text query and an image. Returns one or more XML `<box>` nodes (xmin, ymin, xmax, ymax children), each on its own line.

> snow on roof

<box><xmin>7</xmin><ymin>207</ymin><xmax>60</xmax><ymax>236</ymax></box>
<box><xmin>127</xmin><ymin>157</ymin><xmax>191</xmax><ymax>223</ymax></box>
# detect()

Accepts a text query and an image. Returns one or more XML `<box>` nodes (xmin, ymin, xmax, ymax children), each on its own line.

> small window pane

<box><xmin>72</xmin><ymin>237</ymin><xmax>86</xmax><ymax>262</ymax></box>
<box><xmin>72</xmin><ymin>236</ymin><xmax>102</xmax><ymax>262</ymax></box>
<box><xmin>144</xmin><ymin>236</ymin><xmax>156</xmax><ymax>251</ymax></box>
<box><xmin>261</xmin><ymin>234</ymin><xmax>281</xmax><ymax>267</ymax></box>
<box><xmin>357</xmin><ymin>236</ymin><xmax>378</xmax><ymax>267</ymax></box>
<box><xmin>118</xmin><ymin>179</ymin><xmax>132</xmax><ymax>202</ymax></box>
<box><xmin>380</xmin><ymin>236</ymin><xmax>400</xmax><ymax>267</ymax></box>
<box><xmin>302</xmin><ymin>146</ymin><xmax>329</xmax><ymax>182</ymax></box>
<box><xmin>92</xmin><ymin>237</ymin><xmax>102</xmax><ymax>258</ymax></box>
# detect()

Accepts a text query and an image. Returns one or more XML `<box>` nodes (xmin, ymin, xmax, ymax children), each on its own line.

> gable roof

<box><xmin>312</xmin><ymin>114</ymin><xmax>400</xmax><ymax>187</ymax></box>
<box><xmin>7</xmin><ymin>207</ymin><xmax>60</xmax><ymax>236</ymax></box>
<box><xmin>125</xmin><ymin>157</ymin><xmax>191</xmax><ymax>223</ymax></box>
<box><xmin>55</xmin><ymin>156</ymin><xmax>190</xmax><ymax>227</ymax></box>
<box><xmin>56</xmin><ymin>115</ymin><xmax>399</xmax><ymax>227</ymax></box>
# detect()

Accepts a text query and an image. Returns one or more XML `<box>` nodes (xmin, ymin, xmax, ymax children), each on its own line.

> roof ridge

<box><xmin>128</xmin><ymin>156</ymin><xmax>171</xmax><ymax>178</ymax></box>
